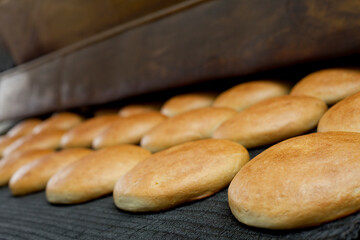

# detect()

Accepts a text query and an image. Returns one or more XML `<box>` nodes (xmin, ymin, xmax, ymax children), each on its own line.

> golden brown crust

<box><xmin>290</xmin><ymin>68</ymin><xmax>360</xmax><ymax>105</ymax></box>
<box><xmin>118</xmin><ymin>104</ymin><xmax>158</xmax><ymax>117</ymax></box>
<box><xmin>114</xmin><ymin>139</ymin><xmax>249</xmax><ymax>212</ymax></box>
<box><xmin>93</xmin><ymin>112</ymin><xmax>167</xmax><ymax>149</ymax></box>
<box><xmin>6</xmin><ymin>118</ymin><xmax>42</xmax><ymax>137</ymax></box>
<box><xmin>213</xmin><ymin>95</ymin><xmax>327</xmax><ymax>148</ymax></box>
<box><xmin>318</xmin><ymin>91</ymin><xmax>360</xmax><ymax>133</ymax></box>
<box><xmin>9</xmin><ymin>148</ymin><xmax>93</xmax><ymax>196</ymax></box>
<box><xmin>228</xmin><ymin>132</ymin><xmax>360</xmax><ymax>229</ymax></box>
<box><xmin>141</xmin><ymin>107</ymin><xmax>236</xmax><ymax>152</ymax></box>
<box><xmin>46</xmin><ymin>145</ymin><xmax>151</xmax><ymax>204</ymax></box>
<box><xmin>213</xmin><ymin>81</ymin><xmax>289</xmax><ymax>111</ymax></box>
<box><xmin>3</xmin><ymin>129</ymin><xmax>67</xmax><ymax>156</ymax></box>
<box><xmin>0</xmin><ymin>135</ymin><xmax>23</xmax><ymax>157</ymax></box>
<box><xmin>33</xmin><ymin>112</ymin><xmax>83</xmax><ymax>133</ymax></box>
<box><xmin>160</xmin><ymin>93</ymin><xmax>215</xmax><ymax>117</ymax></box>
<box><xmin>60</xmin><ymin>115</ymin><xmax>121</xmax><ymax>148</ymax></box>
<box><xmin>0</xmin><ymin>149</ymin><xmax>54</xmax><ymax>186</ymax></box>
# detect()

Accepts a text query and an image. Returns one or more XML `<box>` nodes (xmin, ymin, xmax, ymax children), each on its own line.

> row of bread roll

<box><xmin>48</xmin><ymin>81</ymin><xmax>291</xmax><ymax>151</ymax></box>
<box><xmin>5</xmin><ymin>138</ymin><xmax>249</xmax><ymax>212</ymax></box>
<box><xmin>140</xmin><ymin>96</ymin><xmax>327</xmax><ymax>152</ymax></box>
<box><xmin>140</xmin><ymin>68</ymin><xmax>360</xmax><ymax>152</ymax></box>
<box><xmin>0</xmin><ymin>112</ymin><xmax>84</xmax><ymax>157</ymax></box>
<box><xmin>3</xmin><ymin>67</ymin><xmax>359</xmax><ymax>156</ymax></box>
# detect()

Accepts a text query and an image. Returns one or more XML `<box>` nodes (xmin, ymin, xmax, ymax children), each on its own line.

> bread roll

<box><xmin>6</xmin><ymin>118</ymin><xmax>42</xmax><ymax>137</ymax></box>
<box><xmin>0</xmin><ymin>149</ymin><xmax>54</xmax><ymax>186</ymax></box>
<box><xmin>290</xmin><ymin>68</ymin><xmax>360</xmax><ymax>105</ymax></box>
<box><xmin>0</xmin><ymin>135</ymin><xmax>22</xmax><ymax>157</ymax></box>
<box><xmin>46</xmin><ymin>145</ymin><xmax>151</xmax><ymax>204</ymax></box>
<box><xmin>160</xmin><ymin>93</ymin><xmax>215</xmax><ymax>117</ymax></box>
<box><xmin>61</xmin><ymin>115</ymin><xmax>121</xmax><ymax>148</ymax></box>
<box><xmin>114</xmin><ymin>139</ymin><xmax>249</xmax><ymax>212</ymax></box>
<box><xmin>141</xmin><ymin>107</ymin><xmax>236</xmax><ymax>152</ymax></box>
<box><xmin>93</xmin><ymin>112</ymin><xmax>167</xmax><ymax>149</ymax></box>
<box><xmin>118</xmin><ymin>104</ymin><xmax>158</xmax><ymax>117</ymax></box>
<box><xmin>318</xmin><ymin>91</ymin><xmax>360</xmax><ymax>133</ymax></box>
<box><xmin>33</xmin><ymin>112</ymin><xmax>83</xmax><ymax>133</ymax></box>
<box><xmin>213</xmin><ymin>81</ymin><xmax>289</xmax><ymax>111</ymax></box>
<box><xmin>228</xmin><ymin>132</ymin><xmax>360</xmax><ymax>229</ymax></box>
<box><xmin>10</xmin><ymin>148</ymin><xmax>93</xmax><ymax>196</ymax></box>
<box><xmin>213</xmin><ymin>95</ymin><xmax>327</xmax><ymax>148</ymax></box>
<box><xmin>3</xmin><ymin>129</ymin><xmax>66</xmax><ymax>156</ymax></box>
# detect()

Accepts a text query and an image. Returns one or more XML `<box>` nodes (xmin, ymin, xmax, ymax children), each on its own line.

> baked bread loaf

<box><xmin>6</xmin><ymin>118</ymin><xmax>42</xmax><ymax>137</ymax></box>
<box><xmin>318</xmin><ymin>91</ymin><xmax>360</xmax><ymax>133</ymax></box>
<box><xmin>290</xmin><ymin>68</ymin><xmax>360</xmax><ymax>105</ymax></box>
<box><xmin>141</xmin><ymin>107</ymin><xmax>236</xmax><ymax>152</ymax></box>
<box><xmin>93</xmin><ymin>112</ymin><xmax>167</xmax><ymax>149</ymax></box>
<box><xmin>10</xmin><ymin>148</ymin><xmax>93</xmax><ymax>196</ymax></box>
<box><xmin>0</xmin><ymin>149</ymin><xmax>54</xmax><ymax>186</ymax></box>
<box><xmin>61</xmin><ymin>115</ymin><xmax>121</xmax><ymax>148</ymax></box>
<box><xmin>118</xmin><ymin>104</ymin><xmax>158</xmax><ymax>117</ymax></box>
<box><xmin>213</xmin><ymin>95</ymin><xmax>327</xmax><ymax>148</ymax></box>
<box><xmin>213</xmin><ymin>80</ymin><xmax>289</xmax><ymax>111</ymax></box>
<box><xmin>114</xmin><ymin>139</ymin><xmax>249</xmax><ymax>212</ymax></box>
<box><xmin>3</xmin><ymin>129</ymin><xmax>66</xmax><ymax>156</ymax></box>
<box><xmin>33</xmin><ymin>112</ymin><xmax>83</xmax><ymax>133</ymax></box>
<box><xmin>160</xmin><ymin>93</ymin><xmax>215</xmax><ymax>117</ymax></box>
<box><xmin>46</xmin><ymin>145</ymin><xmax>151</xmax><ymax>204</ymax></box>
<box><xmin>228</xmin><ymin>132</ymin><xmax>360</xmax><ymax>229</ymax></box>
<box><xmin>0</xmin><ymin>135</ymin><xmax>22</xmax><ymax>157</ymax></box>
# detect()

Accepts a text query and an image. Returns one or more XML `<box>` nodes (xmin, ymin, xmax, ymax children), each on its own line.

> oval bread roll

<box><xmin>318</xmin><ymin>92</ymin><xmax>360</xmax><ymax>133</ymax></box>
<box><xmin>141</xmin><ymin>107</ymin><xmax>236</xmax><ymax>152</ymax></box>
<box><xmin>7</xmin><ymin>118</ymin><xmax>42</xmax><ymax>137</ymax></box>
<box><xmin>213</xmin><ymin>81</ymin><xmax>289</xmax><ymax>111</ymax></box>
<box><xmin>3</xmin><ymin>129</ymin><xmax>66</xmax><ymax>156</ymax></box>
<box><xmin>10</xmin><ymin>148</ymin><xmax>93</xmax><ymax>196</ymax></box>
<box><xmin>33</xmin><ymin>112</ymin><xmax>83</xmax><ymax>133</ymax></box>
<box><xmin>228</xmin><ymin>132</ymin><xmax>360</xmax><ymax>229</ymax></box>
<box><xmin>290</xmin><ymin>68</ymin><xmax>360</xmax><ymax>105</ymax></box>
<box><xmin>213</xmin><ymin>95</ymin><xmax>327</xmax><ymax>148</ymax></box>
<box><xmin>46</xmin><ymin>145</ymin><xmax>151</xmax><ymax>204</ymax></box>
<box><xmin>0</xmin><ymin>149</ymin><xmax>54</xmax><ymax>186</ymax></box>
<box><xmin>61</xmin><ymin>115</ymin><xmax>121</xmax><ymax>148</ymax></box>
<box><xmin>118</xmin><ymin>104</ymin><xmax>158</xmax><ymax>117</ymax></box>
<box><xmin>0</xmin><ymin>135</ymin><xmax>23</xmax><ymax>157</ymax></box>
<box><xmin>93</xmin><ymin>112</ymin><xmax>167</xmax><ymax>149</ymax></box>
<box><xmin>114</xmin><ymin>139</ymin><xmax>249</xmax><ymax>212</ymax></box>
<box><xmin>160</xmin><ymin>93</ymin><xmax>215</xmax><ymax>117</ymax></box>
